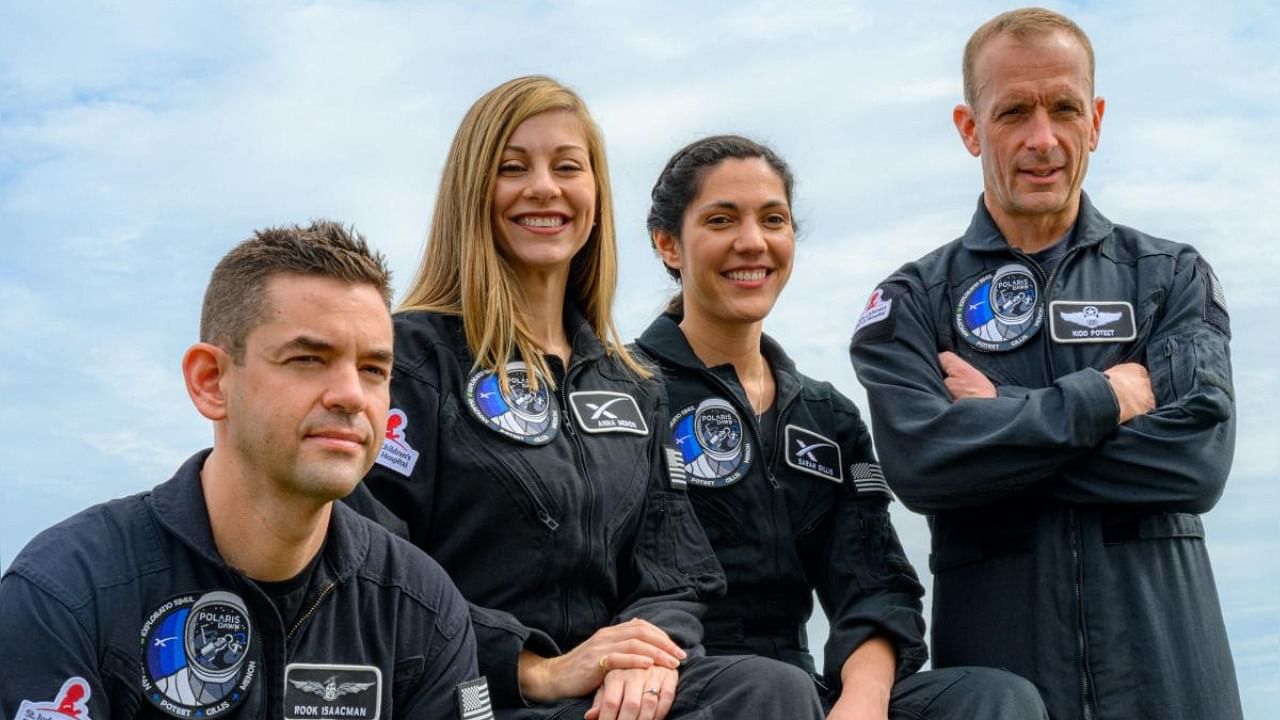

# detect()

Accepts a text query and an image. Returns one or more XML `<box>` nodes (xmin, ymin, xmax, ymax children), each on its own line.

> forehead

<box><xmin>973</xmin><ymin>30</ymin><xmax>1092</xmax><ymax>105</ymax></box>
<box><xmin>253</xmin><ymin>274</ymin><xmax>391</xmax><ymax>345</ymax></box>
<box><xmin>692</xmin><ymin>157</ymin><xmax>787</xmax><ymax>204</ymax></box>
<box><xmin>505</xmin><ymin>109</ymin><xmax>590</xmax><ymax>152</ymax></box>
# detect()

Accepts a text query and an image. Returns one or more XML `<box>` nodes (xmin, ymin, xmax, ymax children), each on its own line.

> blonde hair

<box><xmin>400</xmin><ymin>75</ymin><xmax>647</xmax><ymax>388</ymax></box>
<box><xmin>963</xmin><ymin>7</ymin><xmax>1095</xmax><ymax>108</ymax></box>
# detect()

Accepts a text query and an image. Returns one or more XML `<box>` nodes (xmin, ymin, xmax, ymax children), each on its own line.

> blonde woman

<box><xmin>349</xmin><ymin>77</ymin><xmax>821</xmax><ymax>720</ymax></box>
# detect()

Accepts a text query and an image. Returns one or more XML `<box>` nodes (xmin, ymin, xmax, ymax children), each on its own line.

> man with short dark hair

<box><xmin>850</xmin><ymin>8</ymin><xmax>1242</xmax><ymax>720</ymax></box>
<box><xmin>0</xmin><ymin>221</ymin><xmax>485</xmax><ymax>719</ymax></box>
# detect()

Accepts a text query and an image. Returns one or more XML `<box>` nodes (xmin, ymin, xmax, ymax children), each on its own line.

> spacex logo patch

<box><xmin>568</xmin><ymin>391</ymin><xmax>649</xmax><ymax>435</ymax></box>
<box><xmin>784</xmin><ymin>425</ymin><xmax>843</xmax><ymax>482</ymax></box>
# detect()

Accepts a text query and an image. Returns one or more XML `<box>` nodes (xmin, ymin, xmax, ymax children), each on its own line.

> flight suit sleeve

<box><xmin>811</xmin><ymin>393</ymin><xmax>927</xmax><ymax>688</ymax></box>
<box><xmin>850</xmin><ymin>281</ymin><xmax>1120</xmax><ymax>513</ymax></box>
<box><xmin>1041</xmin><ymin>251</ymin><xmax>1235</xmax><ymax>513</ymax></box>
<box><xmin>613</xmin><ymin>383</ymin><xmax>725</xmax><ymax>651</ymax></box>
<box><xmin>393</xmin><ymin>560</ymin><xmax>485</xmax><ymax>719</ymax></box>
<box><xmin>0</xmin><ymin>573</ymin><xmax>110</xmax><ymax>720</ymax></box>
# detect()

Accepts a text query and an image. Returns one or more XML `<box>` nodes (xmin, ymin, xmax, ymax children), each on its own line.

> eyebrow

<box><xmin>503</xmin><ymin>144</ymin><xmax>588</xmax><ymax>154</ymax></box>
<box><xmin>695</xmin><ymin>199</ymin><xmax>789</xmax><ymax>213</ymax></box>
<box><xmin>277</xmin><ymin>335</ymin><xmax>393</xmax><ymax>363</ymax></box>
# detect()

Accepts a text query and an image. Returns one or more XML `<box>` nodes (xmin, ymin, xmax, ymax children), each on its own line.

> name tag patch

<box><xmin>284</xmin><ymin>664</ymin><xmax>381</xmax><ymax>720</ymax></box>
<box><xmin>568</xmin><ymin>391</ymin><xmax>649</xmax><ymax>435</ymax></box>
<box><xmin>1049</xmin><ymin>301</ymin><xmax>1136</xmax><ymax>343</ymax></box>
<box><xmin>784</xmin><ymin>425</ymin><xmax>843</xmax><ymax>483</ymax></box>
<box><xmin>374</xmin><ymin>409</ymin><xmax>420</xmax><ymax>477</ymax></box>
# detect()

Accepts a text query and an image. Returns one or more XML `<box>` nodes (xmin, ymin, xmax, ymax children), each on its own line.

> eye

<box><xmin>705</xmin><ymin>214</ymin><xmax>733</xmax><ymax>227</ymax></box>
<box><xmin>288</xmin><ymin>355</ymin><xmax>323</xmax><ymax>367</ymax></box>
<box><xmin>555</xmin><ymin>160</ymin><xmax>585</xmax><ymax>173</ymax></box>
<box><xmin>361</xmin><ymin>364</ymin><xmax>391</xmax><ymax>380</ymax></box>
<box><xmin>763</xmin><ymin>212</ymin><xmax>790</xmax><ymax>227</ymax></box>
<box><xmin>498</xmin><ymin>161</ymin><xmax>526</xmax><ymax>175</ymax></box>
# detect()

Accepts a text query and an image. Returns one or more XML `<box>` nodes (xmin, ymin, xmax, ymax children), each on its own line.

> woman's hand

<box><xmin>517</xmin><ymin>619</ymin><xmax>686</xmax><ymax>702</ymax></box>
<box><xmin>584</xmin><ymin>665</ymin><xmax>678</xmax><ymax>720</ymax></box>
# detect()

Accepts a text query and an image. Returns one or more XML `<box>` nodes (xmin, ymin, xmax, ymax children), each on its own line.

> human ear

<box><xmin>183</xmin><ymin>342</ymin><xmax>231</xmax><ymax>421</ymax></box>
<box><xmin>652</xmin><ymin>230</ymin><xmax>683</xmax><ymax>273</ymax></box>
<box><xmin>953</xmin><ymin>104</ymin><xmax>981</xmax><ymax>157</ymax></box>
<box><xmin>1089</xmin><ymin>96</ymin><xmax>1105</xmax><ymax>151</ymax></box>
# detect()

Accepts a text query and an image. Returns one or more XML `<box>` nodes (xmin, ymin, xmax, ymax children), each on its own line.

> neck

<box><xmin>201</xmin><ymin>446</ymin><xmax>331</xmax><ymax>582</ymax></box>
<box><xmin>985</xmin><ymin>194</ymin><xmax>1079</xmax><ymax>254</ymax></box>
<box><xmin>679</xmin><ymin>308</ymin><xmax>773</xmax><ymax>414</ymax></box>
<box><xmin>514</xmin><ymin>267</ymin><xmax>571</xmax><ymax>362</ymax></box>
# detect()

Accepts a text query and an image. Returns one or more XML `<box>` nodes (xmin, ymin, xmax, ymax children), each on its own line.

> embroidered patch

<box><xmin>284</xmin><ymin>664</ymin><xmax>381</xmax><ymax>720</ymax></box>
<box><xmin>1049</xmin><ymin>301</ymin><xmax>1137</xmax><ymax>343</ymax></box>
<box><xmin>783</xmin><ymin>425</ymin><xmax>843</xmax><ymax>483</ymax></box>
<box><xmin>140</xmin><ymin>590</ymin><xmax>257</xmax><ymax>719</ymax></box>
<box><xmin>568</xmin><ymin>391</ymin><xmax>649</xmax><ymax>435</ymax></box>
<box><xmin>852</xmin><ymin>285</ymin><xmax>900</xmax><ymax>345</ymax></box>
<box><xmin>670</xmin><ymin>398</ymin><xmax>753</xmax><ymax>488</ymax></box>
<box><xmin>1197</xmin><ymin>256</ymin><xmax>1230</xmax><ymax>335</ymax></box>
<box><xmin>955</xmin><ymin>264</ymin><xmax>1045</xmax><ymax>352</ymax></box>
<box><xmin>374</xmin><ymin>409</ymin><xmax>421</xmax><ymax>477</ymax></box>
<box><xmin>14</xmin><ymin>676</ymin><xmax>93</xmax><ymax>720</ymax></box>
<box><xmin>455</xmin><ymin>677</ymin><xmax>495</xmax><ymax>720</ymax></box>
<box><xmin>849</xmin><ymin>462</ymin><xmax>892</xmax><ymax>499</ymax></box>
<box><xmin>663</xmin><ymin>446</ymin><xmax>688</xmax><ymax>490</ymax></box>
<box><xmin>464</xmin><ymin>361</ymin><xmax>559</xmax><ymax>446</ymax></box>
<box><xmin>854</xmin><ymin>288</ymin><xmax>893</xmax><ymax>333</ymax></box>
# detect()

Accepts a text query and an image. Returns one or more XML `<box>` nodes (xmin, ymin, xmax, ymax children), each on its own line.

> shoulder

<box><xmin>341</xmin><ymin>504</ymin><xmax>468</xmax><ymax>624</ymax></box>
<box><xmin>5</xmin><ymin>491</ymin><xmax>158</xmax><ymax>611</ymax></box>
<box><xmin>390</xmin><ymin>310</ymin><xmax>467</xmax><ymax>384</ymax></box>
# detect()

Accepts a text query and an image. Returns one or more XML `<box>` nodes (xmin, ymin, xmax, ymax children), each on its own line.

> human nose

<box><xmin>1024</xmin><ymin>107</ymin><xmax>1059</xmax><ymax>153</ymax></box>
<box><xmin>323</xmin><ymin>362</ymin><xmax>366</xmax><ymax>414</ymax></box>
<box><xmin>733</xmin><ymin>219</ymin><xmax>768</xmax><ymax>253</ymax></box>
<box><xmin>523</xmin><ymin>165</ymin><xmax>561</xmax><ymax>201</ymax></box>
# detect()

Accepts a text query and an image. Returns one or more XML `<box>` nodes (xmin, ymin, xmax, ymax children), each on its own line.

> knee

<box><xmin>734</xmin><ymin>656</ymin><xmax>815</xmax><ymax>696</ymax></box>
<box><xmin>957</xmin><ymin>668</ymin><xmax>1046</xmax><ymax>717</ymax></box>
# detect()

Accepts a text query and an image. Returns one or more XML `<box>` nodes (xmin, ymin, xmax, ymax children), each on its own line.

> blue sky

<box><xmin>2</xmin><ymin>0</ymin><xmax>1276</xmax><ymax>714</ymax></box>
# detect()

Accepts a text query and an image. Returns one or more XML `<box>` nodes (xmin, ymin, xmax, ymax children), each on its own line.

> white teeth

<box><xmin>726</xmin><ymin>269</ymin><xmax>767</xmax><ymax>281</ymax></box>
<box><xmin>518</xmin><ymin>216</ymin><xmax>566</xmax><ymax>227</ymax></box>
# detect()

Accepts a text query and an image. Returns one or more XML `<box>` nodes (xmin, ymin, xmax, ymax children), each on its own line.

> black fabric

<box><xmin>850</xmin><ymin>192</ymin><xmax>1242</xmax><ymax>720</ymax></box>
<box><xmin>252</xmin><ymin>543</ymin><xmax>325</xmax><ymax>631</ymax></box>
<box><xmin>636</xmin><ymin>315</ymin><xmax>927</xmax><ymax>691</ymax></box>
<box><xmin>0</xmin><ymin>451</ymin><xmax>480</xmax><ymax>719</ymax></box>
<box><xmin>348</xmin><ymin>308</ymin><xmax>728</xmax><ymax>709</ymax></box>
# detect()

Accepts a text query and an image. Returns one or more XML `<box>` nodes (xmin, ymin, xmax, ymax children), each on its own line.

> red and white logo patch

<box><xmin>375</xmin><ymin>409</ymin><xmax>420</xmax><ymax>477</ymax></box>
<box><xmin>15</xmin><ymin>676</ymin><xmax>93</xmax><ymax>720</ymax></box>
<box><xmin>854</xmin><ymin>287</ymin><xmax>893</xmax><ymax>334</ymax></box>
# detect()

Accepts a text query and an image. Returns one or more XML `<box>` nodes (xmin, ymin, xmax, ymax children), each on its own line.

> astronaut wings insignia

<box><xmin>1060</xmin><ymin>307</ymin><xmax>1122</xmax><ymax>328</ymax></box>
<box><xmin>290</xmin><ymin>676</ymin><xmax>377</xmax><ymax>701</ymax></box>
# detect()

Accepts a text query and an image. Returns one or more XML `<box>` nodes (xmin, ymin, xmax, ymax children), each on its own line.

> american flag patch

<box><xmin>664</xmin><ymin>447</ymin><xmax>688</xmax><ymax>490</ymax></box>
<box><xmin>848</xmin><ymin>462</ymin><xmax>892</xmax><ymax>499</ymax></box>
<box><xmin>456</xmin><ymin>677</ymin><xmax>494</xmax><ymax>720</ymax></box>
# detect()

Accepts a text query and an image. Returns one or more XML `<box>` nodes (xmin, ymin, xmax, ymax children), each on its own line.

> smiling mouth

<box><xmin>724</xmin><ymin>269</ymin><xmax>769</xmax><ymax>281</ymax></box>
<box><xmin>516</xmin><ymin>215</ymin><xmax>568</xmax><ymax>228</ymax></box>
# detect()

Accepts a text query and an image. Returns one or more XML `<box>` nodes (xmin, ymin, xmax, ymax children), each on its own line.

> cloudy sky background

<box><xmin>2</xmin><ymin>0</ymin><xmax>1276</xmax><ymax>714</ymax></box>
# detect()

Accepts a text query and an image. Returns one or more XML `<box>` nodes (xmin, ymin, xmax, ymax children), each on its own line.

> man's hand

<box><xmin>939</xmin><ymin>351</ymin><xmax>996</xmax><ymax>400</ymax></box>
<box><xmin>1103</xmin><ymin>362</ymin><xmax>1155</xmax><ymax>423</ymax></box>
<box><xmin>584</xmin><ymin>665</ymin><xmax>678</xmax><ymax>720</ymax></box>
<box><xmin>518</xmin><ymin>619</ymin><xmax>685</xmax><ymax>703</ymax></box>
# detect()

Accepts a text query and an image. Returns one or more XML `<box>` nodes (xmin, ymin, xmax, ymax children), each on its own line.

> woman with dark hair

<box><xmin>349</xmin><ymin>82</ymin><xmax>824</xmax><ymax>720</ymax></box>
<box><xmin>635</xmin><ymin>135</ymin><xmax>1048</xmax><ymax>720</ymax></box>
